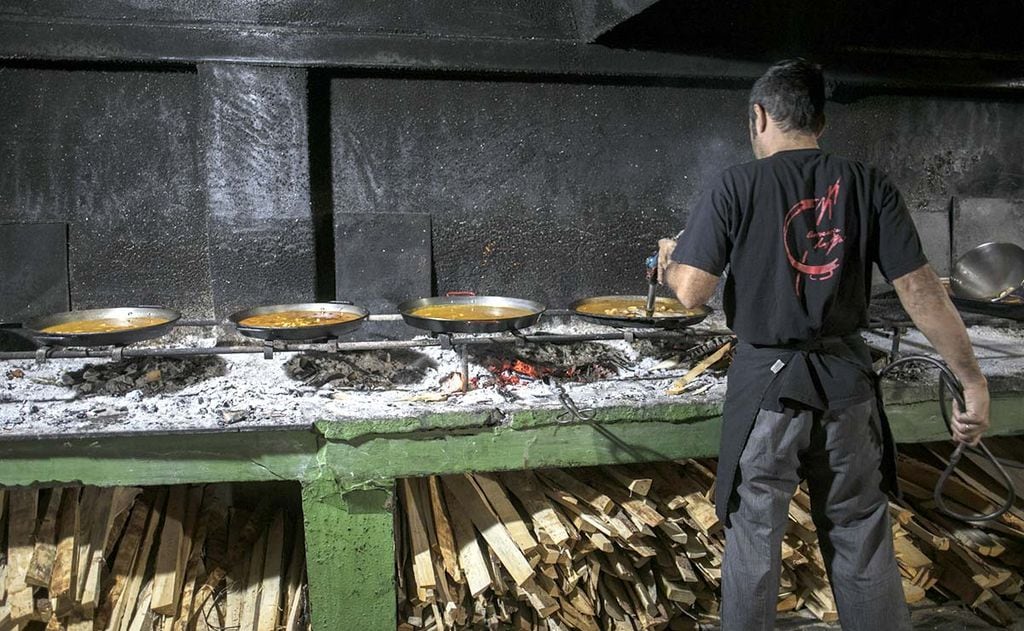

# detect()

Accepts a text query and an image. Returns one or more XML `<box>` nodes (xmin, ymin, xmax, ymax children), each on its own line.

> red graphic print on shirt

<box><xmin>783</xmin><ymin>178</ymin><xmax>845</xmax><ymax>296</ymax></box>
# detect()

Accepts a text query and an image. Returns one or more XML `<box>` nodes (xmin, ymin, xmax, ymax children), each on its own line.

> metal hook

<box><xmin>547</xmin><ymin>377</ymin><xmax>597</xmax><ymax>423</ymax></box>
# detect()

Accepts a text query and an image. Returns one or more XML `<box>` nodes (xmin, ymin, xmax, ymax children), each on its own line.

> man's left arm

<box><xmin>657</xmin><ymin>237</ymin><xmax>719</xmax><ymax>309</ymax></box>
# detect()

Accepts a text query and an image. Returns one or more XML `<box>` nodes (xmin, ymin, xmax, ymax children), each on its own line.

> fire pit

<box><xmin>284</xmin><ymin>349</ymin><xmax>436</xmax><ymax>389</ymax></box>
<box><xmin>469</xmin><ymin>341</ymin><xmax>629</xmax><ymax>387</ymax></box>
<box><xmin>60</xmin><ymin>356</ymin><xmax>226</xmax><ymax>398</ymax></box>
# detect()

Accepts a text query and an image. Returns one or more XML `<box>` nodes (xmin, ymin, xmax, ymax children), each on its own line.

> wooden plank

<box><xmin>399</xmin><ymin>478</ymin><xmax>438</xmax><ymax>602</ymax></box>
<box><xmin>470</xmin><ymin>473</ymin><xmax>539</xmax><ymax>556</ymax></box>
<box><xmin>893</xmin><ymin>535</ymin><xmax>932</xmax><ymax>571</ymax></box>
<box><xmin>239</xmin><ymin>531</ymin><xmax>268</xmax><ymax>631</ymax></box>
<box><xmin>31</xmin><ymin>596</ymin><xmax>53</xmax><ymax>622</ymax></box>
<box><xmin>26</xmin><ymin>488</ymin><xmax>62</xmax><ymax>588</ymax></box>
<box><xmin>72</xmin><ymin>486</ymin><xmax>102</xmax><ymax>603</ymax></box>
<box><xmin>257</xmin><ymin>512</ymin><xmax>286</xmax><ymax>631</ymax></box>
<box><xmin>442</xmin><ymin>475</ymin><xmax>535</xmax><ymax>587</ymax></box>
<box><xmin>668</xmin><ymin>341</ymin><xmax>734</xmax><ymax>395</ymax></box>
<box><xmin>103</xmin><ymin>487</ymin><xmax>143</xmax><ymax>559</ymax></box>
<box><xmin>191</xmin><ymin>497</ymin><xmax>275</xmax><ymax>625</ymax></box>
<box><xmin>225</xmin><ymin>508</ymin><xmax>251</xmax><ymax>629</ymax></box>
<box><xmin>499</xmin><ymin>470</ymin><xmax>572</xmax><ymax>546</ymax></box>
<box><xmin>603</xmin><ymin>467</ymin><xmax>652</xmax><ymax>497</ymax></box>
<box><xmin>81</xmin><ymin>486</ymin><xmax>116</xmax><ymax>616</ymax></box>
<box><xmin>95</xmin><ymin>494</ymin><xmax>151</xmax><ymax>630</ymax></box>
<box><xmin>285</xmin><ymin>584</ymin><xmax>306</xmax><ymax>631</ymax></box>
<box><xmin>125</xmin><ymin>580</ymin><xmax>155</xmax><ymax>631</ymax></box>
<box><xmin>281</xmin><ymin>524</ymin><xmax>305</xmax><ymax>631</ymax></box>
<box><xmin>444</xmin><ymin>487</ymin><xmax>492</xmax><ymax>597</ymax></box>
<box><xmin>578</xmin><ymin>469</ymin><xmax>665</xmax><ymax>529</ymax></box>
<box><xmin>152</xmin><ymin>486</ymin><xmax>188</xmax><ymax>616</ymax></box>
<box><xmin>517</xmin><ymin>577</ymin><xmax>559</xmax><ymax>617</ymax></box>
<box><xmin>6</xmin><ymin>488</ymin><xmax>38</xmax><ymax>623</ymax></box>
<box><xmin>115</xmin><ymin>489</ymin><xmax>167</xmax><ymax>631</ymax></box>
<box><xmin>67</xmin><ymin>616</ymin><xmax>92</xmax><ymax>631</ymax></box>
<box><xmin>175</xmin><ymin>486</ymin><xmax>205</xmax><ymax>600</ymax></box>
<box><xmin>537</xmin><ymin>469</ymin><xmax>614</xmax><ymax>515</ymax></box>
<box><xmin>50</xmin><ymin>486</ymin><xmax>80</xmax><ymax>617</ymax></box>
<box><xmin>427</xmin><ymin>476</ymin><xmax>463</xmax><ymax>583</ymax></box>
<box><xmin>173</xmin><ymin>490</ymin><xmax>213</xmax><ymax>631</ymax></box>
<box><xmin>198</xmin><ymin>483</ymin><xmax>232</xmax><ymax>570</ymax></box>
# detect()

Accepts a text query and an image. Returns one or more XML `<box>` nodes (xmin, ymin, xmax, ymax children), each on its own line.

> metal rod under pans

<box><xmin>167</xmin><ymin>311</ymin><xmax>578</xmax><ymax>328</ymax></box>
<box><xmin>0</xmin><ymin>329</ymin><xmax>722</xmax><ymax>361</ymax></box>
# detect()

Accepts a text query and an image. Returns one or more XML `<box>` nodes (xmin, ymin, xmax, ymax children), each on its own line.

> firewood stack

<box><xmin>0</xmin><ymin>484</ymin><xmax>309</xmax><ymax>631</ymax></box>
<box><xmin>397</xmin><ymin>436</ymin><xmax>1024</xmax><ymax>630</ymax></box>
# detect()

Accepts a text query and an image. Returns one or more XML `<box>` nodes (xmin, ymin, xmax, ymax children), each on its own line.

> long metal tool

<box><xmin>644</xmin><ymin>254</ymin><xmax>659</xmax><ymax>317</ymax></box>
<box><xmin>879</xmin><ymin>354</ymin><xmax>1016</xmax><ymax>523</ymax></box>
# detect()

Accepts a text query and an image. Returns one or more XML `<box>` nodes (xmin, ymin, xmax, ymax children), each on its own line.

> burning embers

<box><xmin>470</xmin><ymin>342</ymin><xmax>628</xmax><ymax>389</ymax></box>
<box><xmin>284</xmin><ymin>350</ymin><xmax>436</xmax><ymax>389</ymax></box>
<box><xmin>60</xmin><ymin>356</ymin><xmax>226</xmax><ymax>397</ymax></box>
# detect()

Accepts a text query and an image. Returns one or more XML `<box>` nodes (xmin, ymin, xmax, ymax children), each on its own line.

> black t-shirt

<box><xmin>673</xmin><ymin>148</ymin><xmax>927</xmax><ymax>346</ymax></box>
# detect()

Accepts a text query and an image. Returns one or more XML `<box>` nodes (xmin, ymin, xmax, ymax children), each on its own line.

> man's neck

<box><xmin>762</xmin><ymin>135</ymin><xmax>820</xmax><ymax>157</ymax></box>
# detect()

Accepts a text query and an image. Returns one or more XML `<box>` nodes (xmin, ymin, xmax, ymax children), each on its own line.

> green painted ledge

<box><xmin>313</xmin><ymin>392</ymin><xmax>1024</xmax><ymax>483</ymax></box>
<box><xmin>0</xmin><ymin>389</ymin><xmax>1020</xmax><ymax>488</ymax></box>
<box><xmin>0</xmin><ymin>430</ymin><xmax>319</xmax><ymax>487</ymax></box>
<box><xmin>313</xmin><ymin>400</ymin><xmax>724</xmax><ymax>443</ymax></box>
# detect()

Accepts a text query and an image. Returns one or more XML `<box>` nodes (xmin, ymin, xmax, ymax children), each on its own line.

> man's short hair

<box><xmin>749</xmin><ymin>59</ymin><xmax>825</xmax><ymax>134</ymax></box>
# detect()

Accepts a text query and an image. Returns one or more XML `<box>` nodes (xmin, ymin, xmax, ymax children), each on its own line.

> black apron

<box><xmin>714</xmin><ymin>334</ymin><xmax>899</xmax><ymax>526</ymax></box>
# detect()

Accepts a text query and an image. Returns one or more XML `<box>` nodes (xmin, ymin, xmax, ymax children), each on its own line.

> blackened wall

<box><xmin>331</xmin><ymin>79</ymin><xmax>748</xmax><ymax>306</ymax></box>
<box><xmin>330</xmin><ymin>77</ymin><xmax>1024</xmax><ymax>305</ymax></box>
<box><xmin>0</xmin><ymin>66</ymin><xmax>214</xmax><ymax>317</ymax></box>
<box><xmin>1</xmin><ymin>64</ymin><xmax>1023</xmax><ymax>323</ymax></box>
<box><xmin>0</xmin><ymin>0</ymin><xmax>578</xmax><ymax>40</ymax></box>
<box><xmin>199</xmin><ymin>64</ymin><xmax>317</xmax><ymax>319</ymax></box>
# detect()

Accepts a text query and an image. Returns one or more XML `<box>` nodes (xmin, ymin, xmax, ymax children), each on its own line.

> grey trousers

<box><xmin>720</xmin><ymin>399</ymin><xmax>912</xmax><ymax>630</ymax></box>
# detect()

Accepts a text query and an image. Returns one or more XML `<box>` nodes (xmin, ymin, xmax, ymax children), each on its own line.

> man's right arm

<box><xmin>892</xmin><ymin>264</ymin><xmax>990</xmax><ymax>445</ymax></box>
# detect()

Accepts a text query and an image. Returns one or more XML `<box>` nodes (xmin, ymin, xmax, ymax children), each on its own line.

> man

<box><xmin>657</xmin><ymin>59</ymin><xmax>990</xmax><ymax>630</ymax></box>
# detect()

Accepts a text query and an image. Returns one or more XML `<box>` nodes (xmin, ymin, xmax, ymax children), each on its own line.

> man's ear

<box><xmin>753</xmin><ymin>103</ymin><xmax>768</xmax><ymax>134</ymax></box>
<box><xmin>814</xmin><ymin>115</ymin><xmax>826</xmax><ymax>139</ymax></box>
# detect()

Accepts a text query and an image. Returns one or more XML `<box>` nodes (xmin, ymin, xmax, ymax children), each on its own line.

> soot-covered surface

<box><xmin>1</xmin><ymin>316</ymin><xmax>1023</xmax><ymax>441</ymax></box>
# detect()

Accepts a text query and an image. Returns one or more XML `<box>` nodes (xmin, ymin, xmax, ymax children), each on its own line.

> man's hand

<box><xmin>953</xmin><ymin>381</ymin><xmax>990</xmax><ymax>446</ymax></box>
<box><xmin>654</xmin><ymin>234</ymin><xmax>719</xmax><ymax>309</ymax></box>
<box><xmin>657</xmin><ymin>238</ymin><xmax>677</xmax><ymax>284</ymax></box>
<box><xmin>893</xmin><ymin>264</ymin><xmax>990</xmax><ymax>447</ymax></box>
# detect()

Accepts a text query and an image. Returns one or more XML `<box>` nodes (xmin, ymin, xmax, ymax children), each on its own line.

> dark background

<box><xmin>1</xmin><ymin>0</ymin><xmax>1022</xmax><ymax>326</ymax></box>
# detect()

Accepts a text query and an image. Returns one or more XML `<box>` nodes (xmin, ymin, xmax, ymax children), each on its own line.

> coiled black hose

<box><xmin>879</xmin><ymin>355</ymin><xmax>1017</xmax><ymax>523</ymax></box>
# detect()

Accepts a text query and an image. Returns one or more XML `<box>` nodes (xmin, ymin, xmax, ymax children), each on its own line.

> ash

<box><xmin>2</xmin><ymin>316</ymin><xmax>1020</xmax><ymax>441</ymax></box>
<box><xmin>284</xmin><ymin>349</ymin><xmax>436</xmax><ymax>388</ymax></box>
<box><xmin>61</xmin><ymin>356</ymin><xmax>226</xmax><ymax>397</ymax></box>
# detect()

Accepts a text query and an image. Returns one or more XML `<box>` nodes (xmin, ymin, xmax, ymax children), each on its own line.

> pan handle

<box><xmin>133</xmin><ymin>305</ymin><xmax>176</xmax><ymax>313</ymax></box>
<box><xmin>329</xmin><ymin>300</ymin><xmax>354</xmax><ymax>305</ymax></box>
<box><xmin>445</xmin><ymin>291</ymin><xmax>476</xmax><ymax>297</ymax></box>
<box><xmin>0</xmin><ymin>321</ymin><xmax>23</xmax><ymax>330</ymax></box>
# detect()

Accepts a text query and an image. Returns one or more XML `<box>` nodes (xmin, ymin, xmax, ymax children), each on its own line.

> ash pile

<box><xmin>60</xmin><ymin>356</ymin><xmax>226</xmax><ymax>397</ymax></box>
<box><xmin>284</xmin><ymin>349</ymin><xmax>436</xmax><ymax>389</ymax></box>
